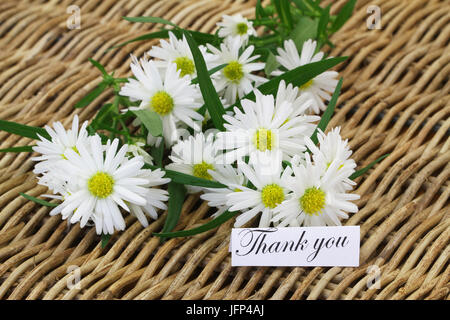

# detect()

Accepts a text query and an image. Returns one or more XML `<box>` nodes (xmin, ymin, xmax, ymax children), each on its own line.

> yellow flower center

<box><xmin>192</xmin><ymin>161</ymin><xmax>214</xmax><ymax>180</ymax></box>
<box><xmin>253</xmin><ymin>128</ymin><xmax>273</xmax><ymax>152</ymax></box>
<box><xmin>236</xmin><ymin>22</ymin><xmax>248</xmax><ymax>35</ymax></box>
<box><xmin>299</xmin><ymin>79</ymin><xmax>314</xmax><ymax>90</ymax></box>
<box><xmin>261</xmin><ymin>184</ymin><xmax>284</xmax><ymax>209</ymax></box>
<box><xmin>150</xmin><ymin>91</ymin><xmax>174</xmax><ymax>115</ymax></box>
<box><xmin>223</xmin><ymin>61</ymin><xmax>244</xmax><ymax>83</ymax></box>
<box><xmin>300</xmin><ymin>187</ymin><xmax>326</xmax><ymax>216</ymax></box>
<box><xmin>88</xmin><ymin>172</ymin><xmax>114</xmax><ymax>198</ymax></box>
<box><xmin>174</xmin><ymin>56</ymin><xmax>195</xmax><ymax>77</ymax></box>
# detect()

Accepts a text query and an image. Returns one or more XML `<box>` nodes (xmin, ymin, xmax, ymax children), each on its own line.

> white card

<box><xmin>231</xmin><ymin>226</ymin><xmax>360</xmax><ymax>267</ymax></box>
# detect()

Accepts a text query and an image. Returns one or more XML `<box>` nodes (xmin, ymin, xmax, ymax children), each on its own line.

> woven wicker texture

<box><xmin>0</xmin><ymin>0</ymin><xmax>448</xmax><ymax>300</ymax></box>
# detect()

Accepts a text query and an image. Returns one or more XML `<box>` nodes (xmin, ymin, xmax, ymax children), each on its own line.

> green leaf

<box><xmin>171</xmin><ymin>172</ymin><xmax>223</xmax><ymax>188</ymax></box>
<box><xmin>279</xmin><ymin>0</ymin><xmax>294</xmax><ymax>31</ymax></box>
<box><xmin>88</xmin><ymin>58</ymin><xmax>108</xmax><ymax>76</ymax></box>
<box><xmin>331</xmin><ymin>0</ymin><xmax>356</xmax><ymax>33</ymax></box>
<box><xmin>143</xmin><ymin>164</ymin><xmax>226</xmax><ymax>188</ymax></box>
<box><xmin>225</xmin><ymin>56</ymin><xmax>347</xmax><ymax>112</ymax></box>
<box><xmin>317</xmin><ymin>5</ymin><xmax>330</xmax><ymax>48</ymax></box>
<box><xmin>350</xmin><ymin>154</ymin><xmax>390</xmax><ymax>180</ymax></box>
<box><xmin>150</xmin><ymin>140</ymin><xmax>165</xmax><ymax>168</ymax></box>
<box><xmin>89</xmin><ymin>103</ymin><xmax>115</xmax><ymax>131</ymax></box>
<box><xmin>181</xmin><ymin>30</ymin><xmax>218</xmax><ymax>45</ymax></box>
<box><xmin>108</xmin><ymin>29</ymin><xmax>216</xmax><ymax>51</ymax></box>
<box><xmin>264</xmin><ymin>51</ymin><xmax>280</xmax><ymax>76</ymax></box>
<box><xmin>132</xmin><ymin>109</ymin><xmax>163</xmax><ymax>137</ymax></box>
<box><xmin>164</xmin><ymin>169</ymin><xmax>226</xmax><ymax>188</ymax></box>
<box><xmin>262</xmin><ymin>56</ymin><xmax>346</xmax><ymax>94</ymax></box>
<box><xmin>123</xmin><ymin>16</ymin><xmax>179</xmax><ymax>28</ymax></box>
<box><xmin>0</xmin><ymin>145</ymin><xmax>34</xmax><ymax>153</ymax></box>
<box><xmin>289</xmin><ymin>16</ymin><xmax>318</xmax><ymax>51</ymax></box>
<box><xmin>101</xmin><ymin>234</ymin><xmax>111</xmax><ymax>248</ymax></box>
<box><xmin>272</xmin><ymin>0</ymin><xmax>282</xmax><ymax>17</ymax></box>
<box><xmin>183</xmin><ymin>30</ymin><xmax>225</xmax><ymax>131</ymax></box>
<box><xmin>0</xmin><ymin>119</ymin><xmax>51</xmax><ymax>140</ymax></box>
<box><xmin>292</xmin><ymin>0</ymin><xmax>321</xmax><ymax>14</ymax></box>
<box><xmin>74</xmin><ymin>81</ymin><xmax>108</xmax><ymax>109</ymax></box>
<box><xmin>306</xmin><ymin>0</ymin><xmax>322</xmax><ymax>12</ymax></box>
<box><xmin>191</xmin><ymin>64</ymin><xmax>227</xmax><ymax>85</ymax></box>
<box><xmin>256</xmin><ymin>0</ymin><xmax>268</xmax><ymax>19</ymax></box>
<box><xmin>161</xmin><ymin>182</ymin><xmax>187</xmax><ymax>235</ymax></box>
<box><xmin>108</xmin><ymin>30</ymin><xmax>171</xmax><ymax>51</ymax></box>
<box><xmin>292</xmin><ymin>0</ymin><xmax>310</xmax><ymax>12</ymax></box>
<box><xmin>309</xmin><ymin>77</ymin><xmax>343</xmax><ymax>145</ymax></box>
<box><xmin>154</xmin><ymin>210</ymin><xmax>239</xmax><ymax>239</ymax></box>
<box><xmin>20</xmin><ymin>192</ymin><xmax>58</xmax><ymax>207</ymax></box>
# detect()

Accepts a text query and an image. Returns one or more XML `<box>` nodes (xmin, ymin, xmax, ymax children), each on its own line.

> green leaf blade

<box><xmin>108</xmin><ymin>30</ymin><xmax>171</xmax><ymax>51</ymax></box>
<box><xmin>108</xmin><ymin>29</ymin><xmax>216</xmax><ymax>52</ymax></box>
<box><xmin>289</xmin><ymin>16</ymin><xmax>318</xmax><ymax>51</ymax></box>
<box><xmin>150</xmin><ymin>140</ymin><xmax>165</xmax><ymax>168</ymax></box>
<box><xmin>164</xmin><ymin>169</ymin><xmax>226</xmax><ymax>188</ymax></box>
<box><xmin>0</xmin><ymin>145</ymin><xmax>34</xmax><ymax>153</ymax></box>
<box><xmin>20</xmin><ymin>193</ymin><xmax>58</xmax><ymax>207</ymax></box>
<box><xmin>74</xmin><ymin>81</ymin><xmax>108</xmax><ymax>109</ymax></box>
<box><xmin>154</xmin><ymin>210</ymin><xmax>238</xmax><ymax>239</ymax></box>
<box><xmin>161</xmin><ymin>182</ymin><xmax>187</xmax><ymax>235</ymax></box>
<box><xmin>350</xmin><ymin>154</ymin><xmax>390</xmax><ymax>180</ymax></box>
<box><xmin>183</xmin><ymin>30</ymin><xmax>226</xmax><ymax>131</ymax></box>
<box><xmin>123</xmin><ymin>16</ymin><xmax>179</xmax><ymax>28</ymax></box>
<box><xmin>0</xmin><ymin>119</ymin><xmax>51</xmax><ymax>140</ymax></box>
<box><xmin>143</xmin><ymin>164</ymin><xmax>226</xmax><ymax>188</ymax></box>
<box><xmin>101</xmin><ymin>234</ymin><xmax>111</xmax><ymax>248</ymax></box>
<box><xmin>191</xmin><ymin>64</ymin><xmax>227</xmax><ymax>85</ymax></box>
<box><xmin>132</xmin><ymin>109</ymin><xmax>163</xmax><ymax>137</ymax></box>
<box><xmin>88</xmin><ymin>58</ymin><xmax>108</xmax><ymax>76</ymax></box>
<box><xmin>310</xmin><ymin>77</ymin><xmax>343</xmax><ymax>145</ymax></box>
<box><xmin>331</xmin><ymin>0</ymin><xmax>356</xmax><ymax>33</ymax></box>
<box><xmin>232</xmin><ymin>56</ymin><xmax>347</xmax><ymax>106</ymax></box>
<box><xmin>279</xmin><ymin>0</ymin><xmax>294</xmax><ymax>31</ymax></box>
<box><xmin>264</xmin><ymin>51</ymin><xmax>280</xmax><ymax>76</ymax></box>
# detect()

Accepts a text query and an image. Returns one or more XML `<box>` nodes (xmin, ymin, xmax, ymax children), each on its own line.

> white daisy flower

<box><xmin>272</xmin><ymin>156</ymin><xmax>359</xmax><ymax>227</ymax></box>
<box><xmin>32</xmin><ymin>115</ymin><xmax>88</xmax><ymax>175</ymax></box>
<box><xmin>148</xmin><ymin>31</ymin><xmax>214</xmax><ymax>79</ymax></box>
<box><xmin>304</xmin><ymin>127</ymin><xmax>357</xmax><ymax>191</ymax></box>
<box><xmin>36</xmin><ymin>168</ymin><xmax>70</xmax><ymax>195</ymax></box>
<box><xmin>146</xmin><ymin>132</ymin><xmax>164</xmax><ymax>148</ymax></box>
<box><xmin>119</xmin><ymin>56</ymin><xmax>203</xmax><ymax>146</ymax></box>
<box><xmin>166</xmin><ymin>132</ymin><xmax>222</xmax><ymax>193</ymax></box>
<box><xmin>127</xmin><ymin>138</ymin><xmax>153</xmax><ymax>165</ymax></box>
<box><xmin>226</xmin><ymin>158</ymin><xmax>292</xmax><ymax>227</ymax></box>
<box><xmin>275</xmin><ymin>80</ymin><xmax>316</xmax><ymax>121</ymax></box>
<box><xmin>200</xmin><ymin>164</ymin><xmax>247</xmax><ymax>217</ymax></box>
<box><xmin>216</xmin><ymin>14</ymin><xmax>257</xmax><ymax>46</ymax></box>
<box><xmin>272</xmin><ymin>39</ymin><xmax>339</xmax><ymax>114</ymax></box>
<box><xmin>128</xmin><ymin>168</ymin><xmax>170</xmax><ymax>227</ymax></box>
<box><xmin>207</xmin><ymin>36</ymin><xmax>266</xmax><ymax>104</ymax></box>
<box><xmin>215</xmin><ymin>89</ymin><xmax>319</xmax><ymax>163</ymax></box>
<box><xmin>50</xmin><ymin>135</ymin><xmax>153</xmax><ymax>235</ymax></box>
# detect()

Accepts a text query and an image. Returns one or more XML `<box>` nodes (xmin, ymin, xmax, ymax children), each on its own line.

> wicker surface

<box><xmin>0</xmin><ymin>0</ymin><xmax>448</xmax><ymax>300</ymax></box>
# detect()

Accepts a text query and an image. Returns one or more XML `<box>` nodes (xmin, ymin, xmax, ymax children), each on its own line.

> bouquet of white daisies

<box><xmin>0</xmin><ymin>0</ymin><xmax>386</xmax><ymax>243</ymax></box>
